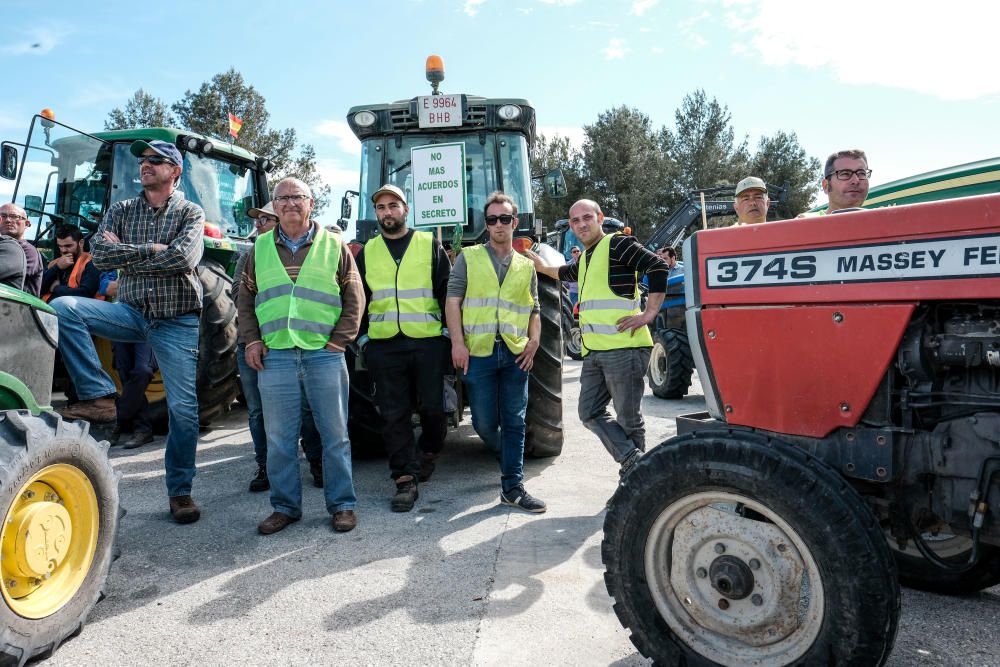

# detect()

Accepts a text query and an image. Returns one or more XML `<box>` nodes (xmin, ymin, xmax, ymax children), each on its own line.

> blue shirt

<box><xmin>277</xmin><ymin>222</ymin><xmax>316</xmax><ymax>255</ymax></box>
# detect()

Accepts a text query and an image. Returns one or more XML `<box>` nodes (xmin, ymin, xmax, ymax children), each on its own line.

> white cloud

<box><xmin>631</xmin><ymin>0</ymin><xmax>660</xmax><ymax>16</ymax></box>
<box><xmin>464</xmin><ymin>0</ymin><xmax>486</xmax><ymax>16</ymax></box>
<box><xmin>727</xmin><ymin>0</ymin><xmax>1000</xmax><ymax>100</ymax></box>
<box><xmin>538</xmin><ymin>126</ymin><xmax>586</xmax><ymax>150</ymax></box>
<box><xmin>538</xmin><ymin>0</ymin><xmax>582</xmax><ymax>5</ymax></box>
<box><xmin>516</xmin><ymin>6</ymin><xmax>534</xmax><ymax>14</ymax></box>
<box><xmin>602</xmin><ymin>38</ymin><xmax>629</xmax><ymax>60</ymax></box>
<box><xmin>1</xmin><ymin>26</ymin><xmax>70</xmax><ymax>56</ymax></box>
<box><xmin>315</xmin><ymin>120</ymin><xmax>362</xmax><ymax>156</ymax></box>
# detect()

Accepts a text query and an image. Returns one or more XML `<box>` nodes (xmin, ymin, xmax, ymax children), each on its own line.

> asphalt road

<box><xmin>43</xmin><ymin>362</ymin><xmax>999</xmax><ymax>666</ymax></box>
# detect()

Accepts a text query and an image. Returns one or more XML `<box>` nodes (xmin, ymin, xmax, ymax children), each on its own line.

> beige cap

<box><xmin>371</xmin><ymin>184</ymin><xmax>407</xmax><ymax>205</ymax></box>
<box><xmin>735</xmin><ymin>176</ymin><xmax>767</xmax><ymax>196</ymax></box>
<box><xmin>247</xmin><ymin>201</ymin><xmax>277</xmax><ymax>219</ymax></box>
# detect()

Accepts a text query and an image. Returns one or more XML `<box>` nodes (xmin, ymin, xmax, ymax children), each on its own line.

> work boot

<box><xmin>500</xmin><ymin>485</ymin><xmax>548</xmax><ymax>514</ymax></box>
<box><xmin>168</xmin><ymin>495</ymin><xmax>201</xmax><ymax>524</ymax></box>
<box><xmin>418</xmin><ymin>452</ymin><xmax>438</xmax><ymax>483</ymax></box>
<box><xmin>332</xmin><ymin>510</ymin><xmax>357</xmax><ymax>533</ymax></box>
<box><xmin>258</xmin><ymin>511</ymin><xmax>299</xmax><ymax>535</ymax></box>
<box><xmin>108</xmin><ymin>425</ymin><xmax>123</xmax><ymax>446</ymax></box>
<box><xmin>310</xmin><ymin>461</ymin><xmax>323</xmax><ymax>488</ymax></box>
<box><xmin>60</xmin><ymin>397</ymin><xmax>117</xmax><ymax>423</ymax></box>
<box><xmin>123</xmin><ymin>430</ymin><xmax>153</xmax><ymax>450</ymax></box>
<box><xmin>619</xmin><ymin>448</ymin><xmax>642</xmax><ymax>479</ymax></box>
<box><xmin>391</xmin><ymin>477</ymin><xmax>419</xmax><ymax>512</ymax></box>
<box><xmin>248</xmin><ymin>465</ymin><xmax>269</xmax><ymax>493</ymax></box>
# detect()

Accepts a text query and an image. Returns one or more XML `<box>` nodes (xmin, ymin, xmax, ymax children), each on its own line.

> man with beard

<box><xmin>733</xmin><ymin>177</ymin><xmax>770</xmax><ymax>225</ymax></box>
<box><xmin>0</xmin><ymin>203</ymin><xmax>43</xmax><ymax>296</ymax></box>
<box><xmin>41</xmin><ymin>225</ymin><xmax>101</xmax><ymax>301</ymax></box>
<box><xmin>355</xmin><ymin>184</ymin><xmax>451</xmax><ymax>512</ymax></box>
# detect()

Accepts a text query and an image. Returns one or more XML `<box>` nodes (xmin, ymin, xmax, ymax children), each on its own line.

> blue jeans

<box><xmin>257</xmin><ymin>348</ymin><xmax>355</xmax><ymax>517</ymax></box>
<box><xmin>50</xmin><ymin>297</ymin><xmax>199</xmax><ymax>497</ymax></box>
<box><xmin>237</xmin><ymin>344</ymin><xmax>322</xmax><ymax>468</ymax></box>
<box><xmin>462</xmin><ymin>342</ymin><xmax>529</xmax><ymax>494</ymax></box>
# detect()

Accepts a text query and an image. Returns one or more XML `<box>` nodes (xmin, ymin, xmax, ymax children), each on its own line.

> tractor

<box><xmin>1</xmin><ymin>111</ymin><xmax>274</xmax><ymax>427</ymax></box>
<box><xmin>340</xmin><ymin>56</ymin><xmax>567</xmax><ymax>457</ymax></box>
<box><xmin>603</xmin><ymin>192</ymin><xmax>1000</xmax><ymax>665</ymax></box>
<box><xmin>0</xmin><ymin>282</ymin><xmax>120</xmax><ymax>664</ymax></box>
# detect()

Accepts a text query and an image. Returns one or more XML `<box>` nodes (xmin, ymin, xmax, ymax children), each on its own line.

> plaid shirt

<box><xmin>91</xmin><ymin>190</ymin><xmax>204</xmax><ymax>319</ymax></box>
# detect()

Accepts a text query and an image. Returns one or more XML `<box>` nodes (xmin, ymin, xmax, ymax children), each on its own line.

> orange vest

<box><xmin>43</xmin><ymin>252</ymin><xmax>104</xmax><ymax>301</ymax></box>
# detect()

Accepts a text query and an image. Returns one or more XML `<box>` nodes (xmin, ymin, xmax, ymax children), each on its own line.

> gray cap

<box><xmin>371</xmin><ymin>184</ymin><xmax>407</xmax><ymax>205</ymax></box>
<box><xmin>247</xmin><ymin>201</ymin><xmax>276</xmax><ymax>219</ymax></box>
<box><xmin>735</xmin><ymin>176</ymin><xmax>767</xmax><ymax>196</ymax></box>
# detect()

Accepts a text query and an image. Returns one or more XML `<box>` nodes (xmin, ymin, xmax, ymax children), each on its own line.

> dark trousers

<box><xmin>367</xmin><ymin>336</ymin><xmax>448</xmax><ymax>480</ymax></box>
<box><xmin>112</xmin><ymin>341</ymin><xmax>156</xmax><ymax>433</ymax></box>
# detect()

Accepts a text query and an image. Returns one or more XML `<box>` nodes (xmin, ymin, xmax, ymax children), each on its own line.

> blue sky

<box><xmin>2</xmin><ymin>0</ymin><xmax>997</xmax><ymax>236</ymax></box>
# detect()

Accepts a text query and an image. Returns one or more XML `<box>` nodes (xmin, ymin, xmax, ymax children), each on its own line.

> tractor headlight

<box><xmin>353</xmin><ymin>111</ymin><xmax>377</xmax><ymax>127</ymax></box>
<box><xmin>33</xmin><ymin>309</ymin><xmax>58</xmax><ymax>348</ymax></box>
<box><xmin>497</xmin><ymin>105</ymin><xmax>521</xmax><ymax>121</ymax></box>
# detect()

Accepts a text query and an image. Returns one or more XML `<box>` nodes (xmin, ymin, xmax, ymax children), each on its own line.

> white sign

<box><xmin>705</xmin><ymin>234</ymin><xmax>1000</xmax><ymax>288</ymax></box>
<box><xmin>417</xmin><ymin>94</ymin><xmax>462</xmax><ymax>128</ymax></box>
<box><xmin>410</xmin><ymin>142</ymin><xmax>467</xmax><ymax>228</ymax></box>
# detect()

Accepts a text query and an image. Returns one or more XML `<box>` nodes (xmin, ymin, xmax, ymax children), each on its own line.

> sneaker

<box><xmin>500</xmin><ymin>485</ymin><xmax>547</xmax><ymax>514</ymax></box>
<box><xmin>309</xmin><ymin>461</ymin><xmax>324</xmax><ymax>488</ymax></box>
<box><xmin>258</xmin><ymin>511</ymin><xmax>299</xmax><ymax>535</ymax></box>
<box><xmin>391</xmin><ymin>477</ymin><xmax>419</xmax><ymax>512</ymax></box>
<box><xmin>332</xmin><ymin>510</ymin><xmax>357</xmax><ymax>532</ymax></box>
<box><xmin>168</xmin><ymin>495</ymin><xmax>201</xmax><ymax>524</ymax></box>
<box><xmin>60</xmin><ymin>397</ymin><xmax>117</xmax><ymax>423</ymax></box>
<box><xmin>248</xmin><ymin>465</ymin><xmax>270</xmax><ymax>493</ymax></box>
<box><xmin>418</xmin><ymin>453</ymin><xmax>437</xmax><ymax>483</ymax></box>
<box><xmin>123</xmin><ymin>430</ymin><xmax>153</xmax><ymax>450</ymax></box>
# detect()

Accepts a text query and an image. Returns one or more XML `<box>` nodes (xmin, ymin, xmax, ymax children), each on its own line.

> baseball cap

<box><xmin>371</xmin><ymin>184</ymin><xmax>406</xmax><ymax>205</ymax></box>
<box><xmin>130</xmin><ymin>139</ymin><xmax>183</xmax><ymax>166</ymax></box>
<box><xmin>247</xmin><ymin>201</ymin><xmax>277</xmax><ymax>220</ymax></box>
<box><xmin>735</xmin><ymin>176</ymin><xmax>767</xmax><ymax>196</ymax></box>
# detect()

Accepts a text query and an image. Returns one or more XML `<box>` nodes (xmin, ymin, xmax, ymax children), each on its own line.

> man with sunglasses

<box><xmin>0</xmin><ymin>202</ymin><xmax>43</xmax><ymax>296</ymax></box>
<box><xmin>446</xmin><ymin>192</ymin><xmax>545</xmax><ymax>513</ymax></box>
<box><xmin>50</xmin><ymin>139</ymin><xmax>205</xmax><ymax>524</ymax></box>
<box><xmin>355</xmin><ymin>184</ymin><xmax>451</xmax><ymax>513</ymax></box>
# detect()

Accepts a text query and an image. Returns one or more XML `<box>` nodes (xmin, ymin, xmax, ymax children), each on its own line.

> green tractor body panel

<box><xmin>0</xmin><ymin>285</ymin><xmax>57</xmax><ymax>413</ymax></box>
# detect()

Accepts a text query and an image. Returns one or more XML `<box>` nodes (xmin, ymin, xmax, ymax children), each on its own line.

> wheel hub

<box><xmin>709</xmin><ymin>555</ymin><xmax>754</xmax><ymax>600</ymax></box>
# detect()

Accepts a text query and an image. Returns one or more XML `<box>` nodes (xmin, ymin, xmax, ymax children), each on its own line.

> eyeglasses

<box><xmin>274</xmin><ymin>194</ymin><xmax>311</xmax><ymax>203</ymax></box>
<box><xmin>826</xmin><ymin>169</ymin><xmax>872</xmax><ymax>181</ymax></box>
<box><xmin>0</xmin><ymin>213</ymin><xmax>27</xmax><ymax>221</ymax></box>
<box><xmin>485</xmin><ymin>214</ymin><xmax>516</xmax><ymax>226</ymax></box>
<box><xmin>137</xmin><ymin>155</ymin><xmax>175</xmax><ymax>166</ymax></box>
<box><xmin>255</xmin><ymin>216</ymin><xmax>278</xmax><ymax>226</ymax></box>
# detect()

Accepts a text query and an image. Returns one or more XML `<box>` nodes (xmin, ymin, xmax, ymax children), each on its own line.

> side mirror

<box><xmin>340</xmin><ymin>195</ymin><xmax>352</xmax><ymax>220</ymax></box>
<box><xmin>24</xmin><ymin>195</ymin><xmax>43</xmax><ymax>213</ymax></box>
<box><xmin>544</xmin><ymin>169</ymin><xmax>568</xmax><ymax>199</ymax></box>
<box><xmin>0</xmin><ymin>144</ymin><xmax>17</xmax><ymax>180</ymax></box>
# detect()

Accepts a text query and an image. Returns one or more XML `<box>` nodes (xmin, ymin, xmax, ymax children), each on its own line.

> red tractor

<box><xmin>603</xmin><ymin>194</ymin><xmax>1000</xmax><ymax>665</ymax></box>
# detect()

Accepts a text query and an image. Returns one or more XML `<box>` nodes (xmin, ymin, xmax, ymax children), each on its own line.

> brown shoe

<box><xmin>332</xmin><ymin>510</ymin><xmax>357</xmax><ymax>533</ymax></box>
<box><xmin>258</xmin><ymin>511</ymin><xmax>300</xmax><ymax>535</ymax></box>
<box><xmin>168</xmin><ymin>495</ymin><xmax>201</xmax><ymax>524</ymax></box>
<box><xmin>60</xmin><ymin>397</ymin><xmax>117</xmax><ymax>423</ymax></box>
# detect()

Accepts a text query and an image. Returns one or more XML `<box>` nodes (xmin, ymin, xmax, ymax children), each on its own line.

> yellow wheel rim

<box><xmin>0</xmin><ymin>464</ymin><xmax>100</xmax><ymax>619</ymax></box>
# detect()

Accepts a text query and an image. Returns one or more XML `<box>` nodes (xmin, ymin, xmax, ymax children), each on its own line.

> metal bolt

<box><xmin>708</xmin><ymin>330</ymin><xmax>717</xmax><ymax>339</ymax></box>
<box><xmin>751</xmin><ymin>594</ymin><xmax>763</xmax><ymax>606</ymax></box>
<box><xmin>846</xmin><ymin>462</ymin><xmax>856</xmax><ymax>472</ymax></box>
<box><xmin>749</xmin><ymin>558</ymin><xmax>760</xmax><ymax>570</ymax></box>
<box><xmin>876</xmin><ymin>467</ymin><xmax>888</xmax><ymax>478</ymax></box>
<box><xmin>7</xmin><ymin>580</ymin><xmax>15</xmax><ymax>588</ymax></box>
<box><xmin>714</xmin><ymin>543</ymin><xmax>726</xmax><ymax>554</ymax></box>
<box><xmin>32</xmin><ymin>578</ymin><xmax>41</xmax><ymax>586</ymax></box>
<box><xmin>833</xmin><ymin>312</ymin><xmax>844</xmax><ymax>323</ymax></box>
<box><xmin>684</xmin><ymin>596</ymin><xmax>692</xmax><ymax>605</ymax></box>
<box><xmin>696</xmin><ymin>567</ymin><xmax>708</xmax><ymax>579</ymax></box>
<box><xmin>840</xmin><ymin>402</ymin><xmax>850</xmax><ymax>413</ymax></box>
<box><xmin>876</xmin><ymin>435</ymin><xmax>887</xmax><ymax>445</ymax></box>
<box><xmin>777</xmin><ymin>543</ymin><xmax>787</xmax><ymax>553</ymax></box>
<box><xmin>22</xmin><ymin>490</ymin><xmax>35</xmax><ymax>500</ymax></box>
<box><xmin>845</xmin><ymin>432</ymin><xmax>855</xmax><ymax>442</ymax></box>
<box><xmin>718</xmin><ymin>598</ymin><xmax>730</xmax><ymax>610</ymax></box>
<box><xmin>724</xmin><ymin>405</ymin><xmax>733</xmax><ymax>414</ymax></box>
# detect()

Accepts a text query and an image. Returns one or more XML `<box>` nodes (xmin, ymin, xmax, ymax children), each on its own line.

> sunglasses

<box><xmin>485</xmin><ymin>214</ymin><xmax>516</xmax><ymax>226</ymax></box>
<box><xmin>137</xmin><ymin>155</ymin><xmax>176</xmax><ymax>166</ymax></box>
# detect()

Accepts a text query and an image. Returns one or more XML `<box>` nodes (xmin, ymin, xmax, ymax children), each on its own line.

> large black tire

<box><xmin>890</xmin><ymin>533</ymin><xmax>1000</xmax><ymax>594</ymax></box>
<box><xmin>147</xmin><ymin>258</ymin><xmax>240</xmax><ymax>429</ymax></box>
<box><xmin>0</xmin><ymin>410</ymin><xmax>120</xmax><ymax>665</ymax></box>
<box><xmin>525</xmin><ymin>274</ymin><xmax>564</xmax><ymax>458</ymax></box>
<box><xmin>560</xmin><ymin>287</ymin><xmax>582</xmax><ymax>361</ymax></box>
<box><xmin>345</xmin><ymin>342</ymin><xmax>385</xmax><ymax>459</ymax></box>
<box><xmin>603</xmin><ymin>431</ymin><xmax>900</xmax><ymax>666</ymax></box>
<box><xmin>646</xmin><ymin>328</ymin><xmax>693</xmax><ymax>399</ymax></box>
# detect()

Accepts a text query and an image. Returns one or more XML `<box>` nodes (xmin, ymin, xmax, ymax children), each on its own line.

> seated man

<box><xmin>41</xmin><ymin>225</ymin><xmax>100</xmax><ymax>301</ymax></box>
<box><xmin>0</xmin><ymin>233</ymin><xmax>26</xmax><ymax>290</ymax></box>
<box><xmin>0</xmin><ymin>203</ymin><xmax>43</xmax><ymax>296</ymax></box>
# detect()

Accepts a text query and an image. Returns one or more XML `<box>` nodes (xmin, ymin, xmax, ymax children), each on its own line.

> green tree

<box><xmin>667</xmin><ymin>90</ymin><xmax>749</xmax><ymax>197</ymax></box>
<box><xmin>749</xmin><ymin>131</ymin><xmax>822</xmax><ymax>217</ymax></box>
<box><xmin>530</xmin><ymin>133</ymin><xmax>586</xmax><ymax>226</ymax></box>
<box><xmin>104</xmin><ymin>89</ymin><xmax>176</xmax><ymax>130</ymax></box>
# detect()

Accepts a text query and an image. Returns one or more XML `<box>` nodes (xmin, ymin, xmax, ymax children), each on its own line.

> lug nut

<box><xmin>714</xmin><ymin>543</ymin><xmax>726</xmax><ymax>554</ymax></box>
<box><xmin>751</xmin><ymin>594</ymin><xmax>763</xmax><ymax>606</ymax></box>
<box><xmin>696</xmin><ymin>567</ymin><xmax>707</xmax><ymax>578</ymax></box>
<box><xmin>718</xmin><ymin>598</ymin><xmax>730</xmax><ymax>610</ymax></box>
<box><xmin>749</xmin><ymin>558</ymin><xmax>760</xmax><ymax>570</ymax></box>
<box><xmin>777</xmin><ymin>543</ymin><xmax>787</xmax><ymax>553</ymax></box>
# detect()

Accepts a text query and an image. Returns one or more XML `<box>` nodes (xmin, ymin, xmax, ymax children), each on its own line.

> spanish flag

<box><xmin>228</xmin><ymin>113</ymin><xmax>243</xmax><ymax>139</ymax></box>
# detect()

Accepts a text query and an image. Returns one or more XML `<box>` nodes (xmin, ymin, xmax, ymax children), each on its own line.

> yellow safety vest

<box><xmin>462</xmin><ymin>245</ymin><xmax>534</xmax><ymax>357</ymax></box>
<box><xmin>364</xmin><ymin>231</ymin><xmax>442</xmax><ymax>339</ymax></box>
<box><xmin>577</xmin><ymin>233</ymin><xmax>653</xmax><ymax>356</ymax></box>
<box><xmin>254</xmin><ymin>227</ymin><xmax>342</xmax><ymax>350</ymax></box>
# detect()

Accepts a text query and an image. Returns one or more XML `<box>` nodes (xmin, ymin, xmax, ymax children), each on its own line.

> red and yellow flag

<box><xmin>228</xmin><ymin>113</ymin><xmax>244</xmax><ymax>139</ymax></box>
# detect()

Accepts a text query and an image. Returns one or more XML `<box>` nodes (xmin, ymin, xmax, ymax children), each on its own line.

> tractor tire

<box><xmin>646</xmin><ymin>328</ymin><xmax>693</xmax><ymax>399</ymax></box>
<box><xmin>561</xmin><ymin>289</ymin><xmax>582</xmax><ymax>361</ymax></box>
<box><xmin>0</xmin><ymin>410</ymin><xmax>120</xmax><ymax>665</ymax></box>
<box><xmin>345</xmin><ymin>343</ymin><xmax>385</xmax><ymax>459</ymax></box>
<box><xmin>525</xmin><ymin>274</ymin><xmax>564</xmax><ymax>458</ymax></box>
<box><xmin>890</xmin><ymin>534</ymin><xmax>1000</xmax><ymax>594</ymax></box>
<box><xmin>146</xmin><ymin>258</ymin><xmax>240</xmax><ymax>430</ymax></box>
<box><xmin>603</xmin><ymin>431</ymin><xmax>900</xmax><ymax>666</ymax></box>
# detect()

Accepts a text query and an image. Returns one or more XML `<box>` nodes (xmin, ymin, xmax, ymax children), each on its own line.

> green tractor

<box><xmin>1</xmin><ymin>111</ymin><xmax>275</xmax><ymax>427</ymax></box>
<box><xmin>0</xmin><ymin>283</ymin><xmax>120</xmax><ymax>663</ymax></box>
<box><xmin>341</xmin><ymin>56</ymin><xmax>568</xmax><ymax>457</ymax></box>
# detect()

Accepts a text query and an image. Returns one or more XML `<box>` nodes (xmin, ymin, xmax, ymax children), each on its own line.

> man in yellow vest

<box><xmin>446</xmin><ymin>192</ymin><xmax>546</xmax><ymax>513</ymax></box>
<box><xmin>238</xmin><ymin>178</ymin><xmax>364</xmax><ymax>535</ymax></box>
<box><xmin>527</xmin><ymin>199</ymin><xmax>668</xmax><ymax>477</ymax></box>
<box><xmin>355</xmin><ymin>184</ymin><xmax>452</xmax><ymax>512</ymax></box>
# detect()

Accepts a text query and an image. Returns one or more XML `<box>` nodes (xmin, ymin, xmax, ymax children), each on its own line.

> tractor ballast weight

<box><xmin>604</xmin><ymin>194</ymin><xmax>1000</xmax><ymax>665</ymax></box>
